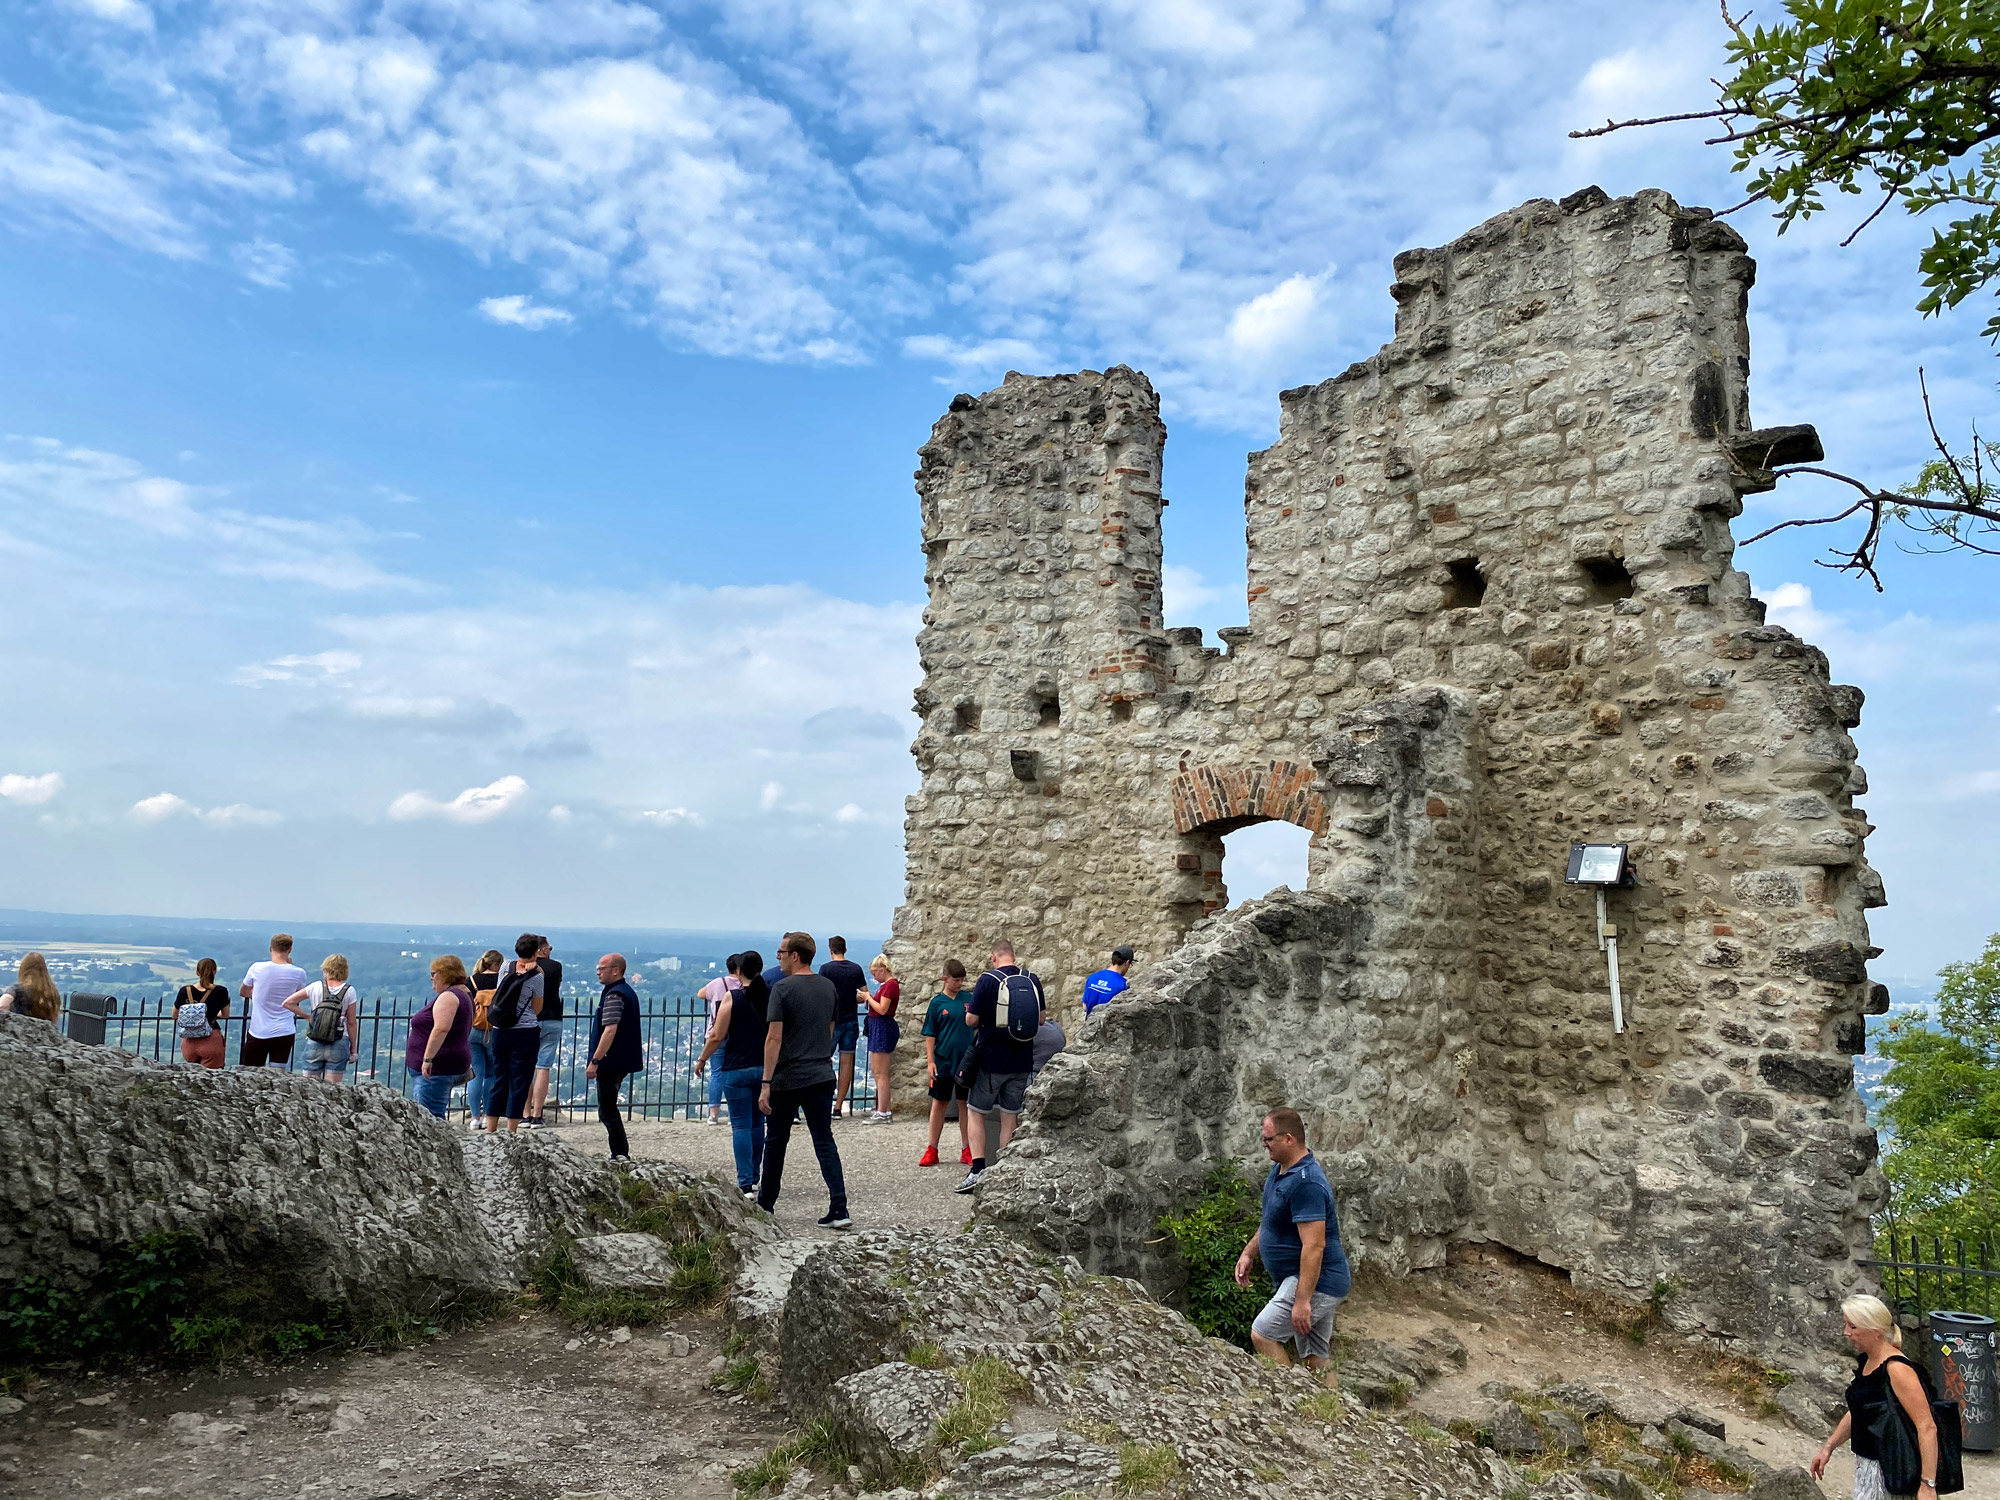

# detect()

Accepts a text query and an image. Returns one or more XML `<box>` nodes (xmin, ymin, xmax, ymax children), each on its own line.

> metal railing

<box><xmin>95</xmin><ymin>992</ymin><xmax>876</xmax><ymax>1121</ymax></box>
<box><xmin>1861</xmin><ymin>1232</ymin><xmax>2000</xmax><ymax>1319</ymax></box>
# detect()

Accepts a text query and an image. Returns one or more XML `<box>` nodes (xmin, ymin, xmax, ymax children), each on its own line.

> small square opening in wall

<box><xmin>1580</xmin><ymin>556</ymin><xmax>1635</xmax><ymax>602</ymax></box>
<box><xmin>1034</xmin><ymin>691</ymin><xmax>1061</xmax><ymax>729</ymax></box>
<box><xmin>1445</xmin><ymin>557</ymin><xmax>1487</xmax><ymax>609</ymax></box>
<box><xmin>1110</xmin><ymin>699</ymin><xmax>1134</xmax><ymax>723</ymax></box>
<box><xmin>953</xmin><ymin>702</ymin><xmax>981</xmax><ymax>734</ymax></box>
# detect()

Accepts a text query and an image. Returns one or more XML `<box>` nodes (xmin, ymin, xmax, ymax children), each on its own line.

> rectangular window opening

<box><xmin>1579</xmin><ymin>556</ymin><xmax>1635</xmax><ymax>602</ymax></box>
<box><xmin>1445</xmin><ymin>557</ymin><xmax>1487</xmax><ymax>609</ymax></box>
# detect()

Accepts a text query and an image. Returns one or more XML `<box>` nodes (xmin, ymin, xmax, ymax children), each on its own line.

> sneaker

<box><xmin>960</xmin><ymin>1146</ymin><xmax>973</xmax><ymax>1166</ymax></box>
<box><xmin>525</xmin><ymin>1117</ymin><xmax>545</xmax><ymax>1130</ymax></box>
<box><xmin>918</xmin><ymin>1145</ymin><xmax>939</xmax><ymax>1166</ymax></box>
<box><xmin>739</xmin><ymin>1185</ymin><xmax>757</xmax><ymax>1199</ymax></box>
<box><xmin>830</xmin><ymin>1101</ymin><xmax>844</xmax><ymax>1118</ymax></box>
<box><xmin>817</xmin><ymin>1209</ymin><xmax>853</xmax><ymax>1231</ymax></box>
<box><xmin>869</xmin><ymin>1111</ymin><xmax>893</xmax><ymax>1123</ymax></box>
<box><xmin>954</xmin><ymin>1169</ymin><xmax>985</xmax><ymax>1195</ymax></box>
<box><xmin>610</xmin><ymin>1153</ymin><xmax>630</xmax><ymax>1163</ymax></box>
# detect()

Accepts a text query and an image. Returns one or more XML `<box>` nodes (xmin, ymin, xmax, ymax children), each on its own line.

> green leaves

<box><xmin>1878</xmin><ymin>932</ymin><xmax>2000</xmax><ymax>1244</ymax></box>
<box><xmin>1158</xmin><ymin>1164</ymin><xmax>1270</xmax><ymax>1348</ymax></box>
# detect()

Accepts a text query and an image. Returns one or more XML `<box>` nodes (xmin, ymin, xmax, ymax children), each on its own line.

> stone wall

<box><xmin>889</xmin><ymin>187</ymin><xmax>1886</xmax><ymax>1370</ymax></box>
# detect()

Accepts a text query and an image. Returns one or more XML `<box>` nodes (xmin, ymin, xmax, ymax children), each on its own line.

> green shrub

<box><xmin>1158</xmin><ymin>1164</ymin><xmax>1268</xmax><ymax>1348</ymax></box>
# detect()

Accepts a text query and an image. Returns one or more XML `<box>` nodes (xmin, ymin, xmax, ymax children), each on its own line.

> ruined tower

<box><xmin>889</xmin><ymin>187</ymin><xmax>1885</xmax><ymax>1369</ymax></box>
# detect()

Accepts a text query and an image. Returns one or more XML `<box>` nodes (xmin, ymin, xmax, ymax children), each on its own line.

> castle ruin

<box><xmin>883</xmin><ymin>187</ymin><xmax>1886</xmax><ymax>1368</ymax></box>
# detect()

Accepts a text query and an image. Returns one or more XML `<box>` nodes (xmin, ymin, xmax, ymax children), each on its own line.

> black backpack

<box><xmin>490</xmin><ymin>968</ymin><xmax>528</xmax><ymax>1030</ymax></box>
<box><xmin>307</xmin><ymin>983</ymin><xmax>350</xmax><ymax>1044</ymax></box>
<box><xmin>986</xmin><ymin>970</ymin><xmax>1042</xmax><ymax>1042</ymax></box>
<box><xmin>1871</xmin><ymin>1353</ymin><xmax>1964</xmax><ymax>1495</ymax></box>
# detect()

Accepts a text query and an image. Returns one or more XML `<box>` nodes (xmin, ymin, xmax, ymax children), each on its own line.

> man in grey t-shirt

<box><xmin>756</xmin><ymin>932</ymin><xmax>849</xmax><ymax>1229</ymax></box>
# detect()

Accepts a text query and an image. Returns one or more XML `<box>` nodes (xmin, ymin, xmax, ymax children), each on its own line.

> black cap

<box><xmin>1111</xmin><ymin>946</ymin><xmax>1134</xmax><ymax>965</ymax></box>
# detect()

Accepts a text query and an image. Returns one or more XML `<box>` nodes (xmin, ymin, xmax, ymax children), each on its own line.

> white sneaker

<box><xmin>954</xmin><ymin>1169</ymin><xmax>985</xmax><ymax>1195</ymax></box>
<box><xmin>868</xmin><ymin>1111</ymin><xmax>893</xmax><ymax>1124</ymax></box>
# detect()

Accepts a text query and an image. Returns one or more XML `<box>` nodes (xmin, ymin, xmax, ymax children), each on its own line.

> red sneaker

<box><xmin>918</xmin><ymin>1145</ymin><xmax>939</xmax><ymax>1166</ymax></box>
<box><xmin>960</xmin><ymin>1146</ymin><xmax>973</xmax><ymax>1166</ymax></box>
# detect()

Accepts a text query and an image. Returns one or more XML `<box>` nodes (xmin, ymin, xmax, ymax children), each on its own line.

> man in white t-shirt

<box><xmin>239</xmin><ymin>933</ymin><xmax>309</xmax><ymax>1068</ymax></box>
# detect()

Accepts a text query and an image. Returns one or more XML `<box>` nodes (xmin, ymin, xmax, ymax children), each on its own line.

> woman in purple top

<box><xmin>408</xmin><ymin>954</ymin><xmax>474</xmax><ymax>1118</ymax></box>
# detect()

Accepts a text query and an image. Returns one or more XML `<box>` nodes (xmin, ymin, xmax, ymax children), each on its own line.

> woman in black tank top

<box><xmin>1812</xmin><ymin>1293</ymin><xmax>1940</xmax><ymax>1500</ymax></box>
<box><xmin>694</xmin><ymin>952</ymin><xmax>769</xmax><ymax>1194</ymax></box>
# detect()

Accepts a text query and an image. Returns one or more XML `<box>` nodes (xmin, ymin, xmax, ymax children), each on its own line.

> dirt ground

<box><xmin>9</xmin><ymin>1121</ymin><xmax>1999</xmax><ymax>1500</ymax></box>
<box><xmin>0</xmin><ymin>1308</ymin><xmax>787</xmax><ymax>1500</ymax></box>
<box><xmin>1343</xmin><ymin>1246</ymin><xmax>2000</xmax><ymax>1498</ymax></box>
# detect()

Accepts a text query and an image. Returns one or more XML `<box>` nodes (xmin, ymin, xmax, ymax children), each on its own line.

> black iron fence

<box><xmin>93</xmin><ymin>992</ymin><xmax>876</xmax><ymax>1121</ymax></box>
<box><xmin>1861</xmin><ymin>1232</ymin><xmax>2000</xmax><ymax>1320</ymax></box>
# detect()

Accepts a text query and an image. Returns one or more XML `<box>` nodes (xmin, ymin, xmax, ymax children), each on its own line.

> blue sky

<box><xmin>0</xmin><ymin>0</ymin><xmax>1995</xmax><ymax>982</ymax></box>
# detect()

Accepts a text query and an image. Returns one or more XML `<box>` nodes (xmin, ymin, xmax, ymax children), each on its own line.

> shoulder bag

<box><xmin>1870</xmin><ymin>1353</ymin><xmax>1964</xmax><ymax>1495</ymax></box>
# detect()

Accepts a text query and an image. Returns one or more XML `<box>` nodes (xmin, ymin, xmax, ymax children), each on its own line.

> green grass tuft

<box><xmin>1115</xmin><ymin>1441</ymin><xmax>1182</xmax><ymax>1494</ymax></box>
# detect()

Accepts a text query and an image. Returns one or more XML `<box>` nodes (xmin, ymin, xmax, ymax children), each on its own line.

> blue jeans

<box><xmin>469</xmin><ymin>1027</ymin><xmax>498</xmax><ymax>1119</ymax></box>
<box><xmin>720</xmin><ymin>1066</ymin><xmax>766</xmax><ymax>1189</ymax></box>
<box><xmin>708</xmin><ymin>1060</ymin><xmax>727</xmax><ymax>1115</ymax></box>
<box><xmin>491</xmin><ymin>1026</ymin><xmax>540</xmax><ymax>1121</ymax></box>
<box><xmin>412</xmin><ymin>1073</ymin><xmax>456</xmax><ymax>1119</ymax></box>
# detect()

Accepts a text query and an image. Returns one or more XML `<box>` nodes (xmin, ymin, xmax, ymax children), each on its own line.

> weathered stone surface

<box><xmin>1748</xmin><ymin>1468</ymin><xmax>1827</xmax><ymax>1500</ymax></box>
<box><xmin>1579</xmin><ymin>1468</ymin><xmax>1657</xmax><ymax>1500</ymax></box>
<box><xmin>571</xmin><ymin>1233</ymin><xmax>677</xmax><ymax>1291</ymax></box>
<box><xmin>1490</xmin><ymin>1400</ymin><xmax>1545</xmax><ymax>1455</ymax></box>
<box><xmin>1340</xmin><ymin>1327</ymin><xmax>1468</xmax><ymax>1406</ymax></box>
<box><xmin>777</xmin><ymin>1227</ymin><xmax>1509</xmax><ymax>1499</ymax></box>
<box><xmin>1543</xmin><ymin>1409</ymin><xmax>1589</xmax><ymax>1454</ymax></box>
<box><xmin>1543</xmin><ymin>1382</ymin><xmax>1613</xmax><ymax>1419</ymax></box>
<box><xmin>1674</xmin><ymin>1405</ymin><xmax>1727</xmax><ymax>1441</ymax></box>
<box><xmin>894</xmin><ymin>188</ymin><xmax>1884</xmax><ymax>1375</ymax></box>
<box><xmin>826</xmin><ymin>1362</ymin><xmax>962</xmax><ymax>1477</ymax></box>
<box><xmin>936</xmin><ymin>1430</ymin><xmax>1120</xmax><ymax>1500</ymax></box>
<box><xmin>0</xmin><ymin>1018</ymin><xmax>763</xmax><ymax>1324</ymax></box>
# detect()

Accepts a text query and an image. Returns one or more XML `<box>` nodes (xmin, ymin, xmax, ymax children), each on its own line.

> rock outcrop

<box><xmin>0</xmin><ymin>1016</ymin><xmax>756</xmax><ymax>1335</ymax></box>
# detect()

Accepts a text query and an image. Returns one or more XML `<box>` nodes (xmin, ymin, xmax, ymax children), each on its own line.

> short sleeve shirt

<box><xmin>767</xmin><ymin>974</ymin><xmax>837</xmax><ymax>1090</ymax></box>
<box><xmin>921</xmin><ymin>991</ymin><xmax>974</xmax><ymax>1074</ymax></box>
<box><xmin>1259</xmin><ymin>1151</ymin><xmax>1351</xmax><ymax>1298</ymax></box>
<box><xmin>700</xmin><ymin>975</ymin><xmax>741</xmax><ymax>1024</ymax></box>
<box><xmin>243</xmin><ymin>960</ymin><xmax>310</xmax><ymax>1040</ymax></box>
<box><xmin>497</xmin><ymin>965</ymin><xmax>545</xmax><ymax>1028</ymax></box>
<box><xmin>819</xmin><ymin>959</ymin><xmax>869</xmax><ymax>1020</ymax></box>
<box><xmin>1082</xmin><ymin>968</ymin><xmax>1128</xmax><ymax>1015</ymax></box>
<box><xmin>970</xmin><ymin>966</ymin><xmax>1042</xmax><ymax>1075</ymax></box>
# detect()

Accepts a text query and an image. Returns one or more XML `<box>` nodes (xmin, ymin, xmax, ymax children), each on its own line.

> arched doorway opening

<box><xmin>1220</xmin><ymin>819</ymin><xmax>1312</xmax><ymax>908</ymax></box>
<box><xmin>1165</xmin><ymin>759</ymin><xmax>1327</xmax><ymax>919</ymax></box>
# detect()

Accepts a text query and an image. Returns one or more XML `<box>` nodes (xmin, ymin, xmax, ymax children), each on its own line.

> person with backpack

<box><xmin>285</xmin><ymin>955</ymin><xmax>360</xmax><ymax>1083</ymax></box>
<box><xmin>481</xmin><ymin>934</ymin><xmax>545</xmax><ymax>1134</ymax></box>
<box><xmin>1812</xmin><ymin>1293</ymin><xmax>1956</xmax><ymax>1499</ymax></box>
<box><xmin>407</xmin><ymin>955</ymin><xmax>474</xmax><ymax>1118</ymax></box>
<box><xmin>694</xmin><ymin>949</ymin><xmax>770</xmax><ymax>1196</ymax></box>
<box><xmin>174</xmin><ymin>957</ymin><xmax>229</xmax><ymax>1068</ymax></box>
<box><xmin>467</xmin><ymin>949</ymin><xmax>505</xmax><ymax>1130</ymax></box>
<box><xmin>954</xmin><ymin>938</ymin><xmax>1045</xmax><ymax>1194</ymax></box>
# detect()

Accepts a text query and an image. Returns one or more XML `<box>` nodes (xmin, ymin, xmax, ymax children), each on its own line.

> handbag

<box><xmin>952</xmin><ymin>1045</ymin><xmax>980</xmax><ymax>1093</ymax></box>
<box><xmin>1869</xmin><ymin>1354</ymin><xmax>1964</xmax><ymax>1495</ymax></box>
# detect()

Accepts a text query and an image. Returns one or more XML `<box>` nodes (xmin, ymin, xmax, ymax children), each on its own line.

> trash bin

<box><xmin>1930</xmin><ymin>1310</ymin><xmax>1999</xmax><ymax>1451</ymax></box>
<box><xmin>64</xmin><ymin>992</ymin><xmax>114</xmax><ymax>1047</ymax></box>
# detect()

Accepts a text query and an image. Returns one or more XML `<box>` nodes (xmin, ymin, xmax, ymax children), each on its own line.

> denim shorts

<box><xmin>833</xmin><ymin>1018</ymin><xmax>859</xmax><ymax>1055</ymax></box>
<box><xmin>300</xmin><ymin>1037</ymin><xmax>352</xmax><ymax>1075</ymax></box>
<box><xmin>1251</xmin><ymin>1275</ymin><xmax>1344</xmax><ymax>1361</ymax></box>
<box><xmin>535</xmin><ymin>1026</ymin><xmax>560</xmax><ymax>1069</ymax></box>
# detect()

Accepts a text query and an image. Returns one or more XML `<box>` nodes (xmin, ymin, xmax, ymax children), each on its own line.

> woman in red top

<box><xmin>865</xmin><ymin>954</ymin><xmax>901</xmax><ymax>1122</ymax></box>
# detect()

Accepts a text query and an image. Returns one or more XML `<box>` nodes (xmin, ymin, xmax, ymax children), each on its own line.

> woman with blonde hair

<box><xmin>1811</xmin><ymin>1293</ymin><xmax>1941</xmax><ymax>1499</ymax></box>
<box><xmin>0</xmin><ymin>953</ymin><xmax>60</xmax><ymax>1022</ymax></box>
<box><xmin>864</xmin><ymin>953</ymin><xmax>900</xmax><ymax>1123</ymax></box>
<box><xmin>174</xmin><ymin>957</ymin><xmax>230</xmax><ymax>1067</ymax></box>
<box><xmin>286</xmin><ymin>955</ymin><xmax>360</xmax><ymax>1083</ymax></box>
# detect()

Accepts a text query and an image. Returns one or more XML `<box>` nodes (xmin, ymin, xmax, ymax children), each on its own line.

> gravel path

<box><xmin>536</xmin><ymin>1111</ymin><xmax>977</xmax><ymax>1240</ymax></box>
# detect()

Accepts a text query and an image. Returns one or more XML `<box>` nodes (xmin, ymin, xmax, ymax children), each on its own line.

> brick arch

<box><xmin>1168</xmin><ymin>760</ymin><xmax>1327</xmax><ymax>837</ymax></box>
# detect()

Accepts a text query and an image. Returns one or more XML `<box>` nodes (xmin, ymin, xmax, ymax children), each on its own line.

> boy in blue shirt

<box><xmin>1081</xmin><ymin>946</ymin><xmax>1133</xmax><ymax>1016</ymax></box>
<box><xmin>1233</xmin><ymin>1106</ymin><xmax>1350</xmax><ymax>1384</ymax></box>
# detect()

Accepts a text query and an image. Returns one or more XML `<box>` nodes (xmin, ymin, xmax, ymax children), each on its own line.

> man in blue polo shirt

<box><xmin>1081</xmin><ymin>946</ymin><xmax>1133</xmax><ymax>1017</ymax></box>
<box><xmin>1233</xmin><ymin>1106</ymin><xmax>1350</xmax><ymax>1383</ymax></box>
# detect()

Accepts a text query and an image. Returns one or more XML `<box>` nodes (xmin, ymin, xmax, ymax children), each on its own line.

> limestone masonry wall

<box><xmin>888</xmin><ymin>187</ymin><xmax>1886</xmax><ymax>1370</ymax></box>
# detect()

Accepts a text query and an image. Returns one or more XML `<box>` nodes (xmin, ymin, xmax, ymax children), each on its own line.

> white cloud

<box><xmin>760</xmin><ymin>780</ymin><xmax>784</xmax><ymax>811</ymax></box>
<box><xmin>0</xmin><ymin>437</ymin><xmax>398</xmax><ymax>591</ymax></box>
<box><xmin>633</xmin><ymin>806</ymin><xmax>701</xmax><ymax>826</ymax></box>
<box><xmin>834</xmin><ymin>802</ymin><xmax>865</xmax><ymax>824</ymax></box>
<box><xmin>233</xmin><ymin>650</ymin><xmax>363</xmax><ymax>685</ymax></box>
<box><xmin>0</xmin><ymin>773</ymin><xmax>64</xmax><ymax>805</ymax></box>
<box><xmin>478</xmin><ymin>294</ymin><xmax>573</xmax><ymax>330</ymax></box>
<box><xmin>232</xmin><ymin>237</ymin><xmax>298</xmax><ymax>288</ymax></box>
<box><xmin>1162</xmin><ymin>562</ymin><xmax>1224</xmax><ymax>622</ymax></box>
<box><xmin>64</xmin><ymin>0</ymin><xmax>153</xmax><ymax>29</ymax></box>
<box><xmin>131</xmin><ymin>790</ymin><xmax>281</xmax><ymax>825</ymax></box>
<box><xmin>1226</xmin><ymin>270</ymin><xmax>1334</xmax><ymax>361</ymax></box>
<box><xmin>130</xmin><ymin>791</ymin><xmax>193</xmax><ymax>822</ymax></box>
<box><xmin>1761</xmin><ymin>582</ymin><xmax>1837</xmax><ymax>638</ymax></box>
<box><xmin>388</xmin><ymin>774</ymin><xmax>530</xmax><ymax>823</ymax></box>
